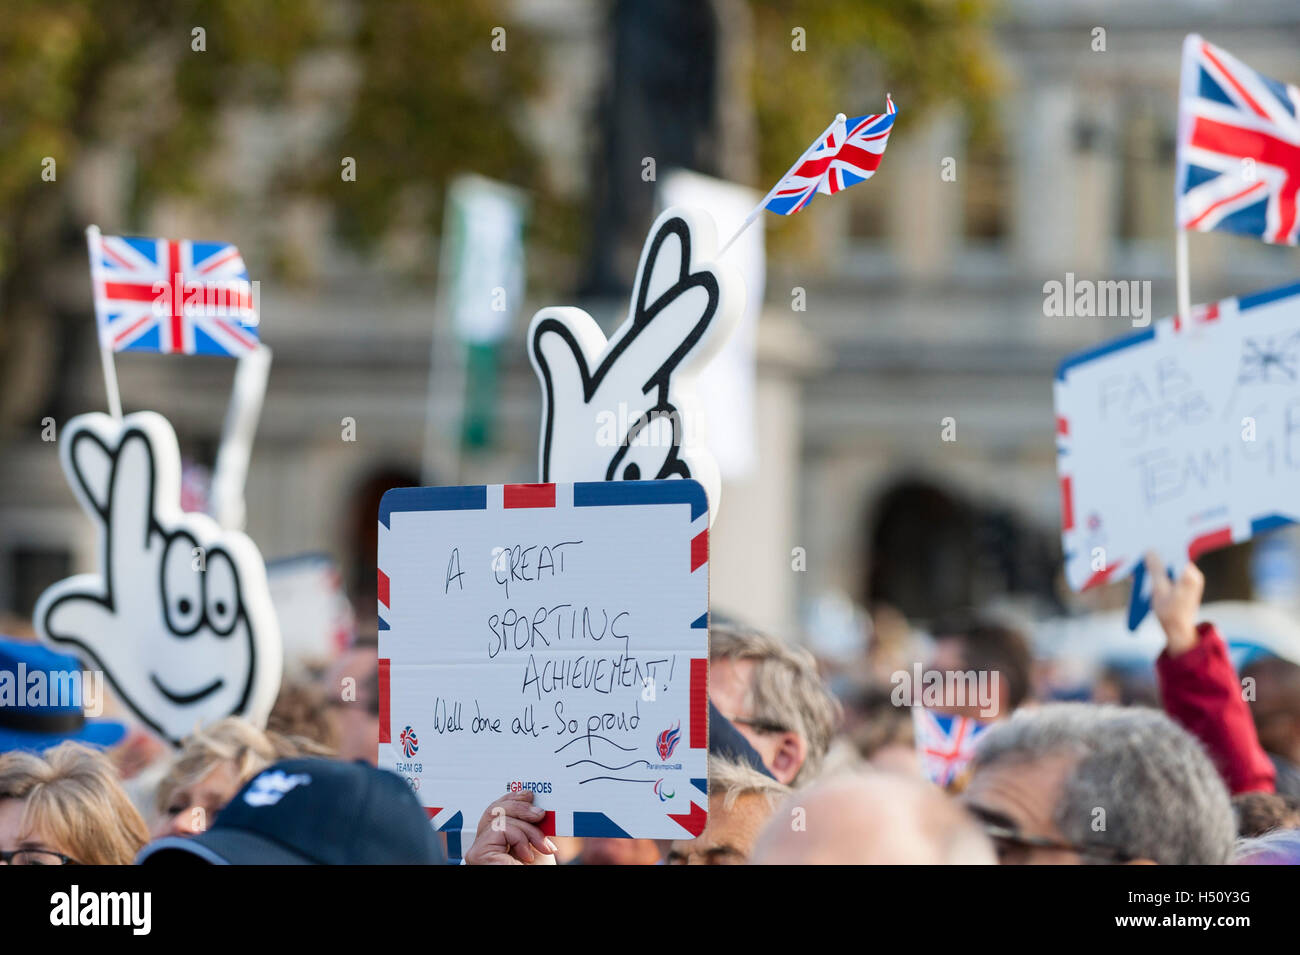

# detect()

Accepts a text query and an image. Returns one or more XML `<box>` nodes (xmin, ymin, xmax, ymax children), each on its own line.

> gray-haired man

<box><xmin>709</xmin><ymin>622</ymin><xmax>841</xmax><ymax>786</ymax></box>
<box><xmin>963</xmin><ymin>703</ymin><xmax>1235</xmax><ymax>864</ymax></box>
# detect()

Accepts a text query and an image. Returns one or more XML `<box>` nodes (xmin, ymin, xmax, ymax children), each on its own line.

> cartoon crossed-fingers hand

<box><xmin>34</xmin><ymin>412</ymin><xmax>281</xmax><ymax>745</ymax></box>
<box><xmin>527</xmin><ymin>207</ymin><xmax>744</xmax><ymax>522</ymax></box>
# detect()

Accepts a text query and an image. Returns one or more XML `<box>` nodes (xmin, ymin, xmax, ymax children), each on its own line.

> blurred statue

<box><xmin>581</xmin><ymin>0</ymin><xmax>721</xmax><ymax>298</ymax></box>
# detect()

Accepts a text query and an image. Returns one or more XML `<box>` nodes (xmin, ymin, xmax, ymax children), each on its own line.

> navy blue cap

<box><xmin>0</xmin><ymin>637</ymin><xmax>127</xmax><ymax>754</ymax></box>
<box><xmin>137</xmin><ymin>758</ymin><xmax>447</xmax><ymax>865</ymax></box>
<box><xmin>708</xmin><ymin>700</ymin><xmax>775</xmax><ymax>780</ymax></box>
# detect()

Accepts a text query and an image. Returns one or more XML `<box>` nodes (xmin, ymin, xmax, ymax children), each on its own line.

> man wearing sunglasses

<box><xmin>962</xmin><ymin>702</ymin><xmax>1236</xmax><ymax>864</ymax></box>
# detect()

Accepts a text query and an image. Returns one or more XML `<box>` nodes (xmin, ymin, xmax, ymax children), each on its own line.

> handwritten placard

<box><xmin>1055</xmin><ymin>280</ymin><xmax>1300</xmax><ymax>603</ymax></box>
<box><xmin>377</xmin><ymin>481</ymin><xmax>709</xmax><ymax>842</ymax></box>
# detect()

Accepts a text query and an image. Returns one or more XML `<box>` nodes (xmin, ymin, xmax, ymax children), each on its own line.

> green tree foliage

<box><xmin>0</xmin><ymin>0</ymin><xmax>325</xmax><ymax>271</ymax></box>
<box><xmin>0</xmin><ymin>0</ymin><xmax>994</xmax><ymax>423</ymax></box>
<box><xmin>0</xmin><ymin>0</ymin><xmax>328</xmax><ymax>423</ymax></box>
<box><xmin>0</xmin><ymin>0</ymin><xmax>536</xmax><ymax>423</ymax></box>
<box><xmin>752</xmin><ymin>0</ymin><xmax>998</xmax><ymax>176</ymax></box>
<box><xmin>319</xmin><ymin>0</ymin><xmax>539</xmax><ymax>246</ymax></box>
<box><xmin>749</xmin><ymin>0</ymin><xmax>999</xmax><ymax>249</ymax></box>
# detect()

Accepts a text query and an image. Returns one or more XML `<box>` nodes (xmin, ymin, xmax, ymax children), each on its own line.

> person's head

<box><xmin>577</xmin><ymin>837</ymin><xmax>663</xmax><ymax>865</ymax></box>
<box><xmin>752</xmin><ymin>770</ymin><xmax>995</xmax><ymax>864</ymax></box>
<box><xmin>1243</xmin><ymin>656</ymin><xmax>1300</xmax><ymax>764</ymax></box>
<box><xmin>0</xmin><ymin>637</ymin><xmax>127</xmax><ymax>754</ymax></box>
<box><xmin>927</xmin><ymin>615</ymin><xmax>1033</xmax><ymax>720</ymax></box>
<box><xmin>965</xmin><ymin>703</ymin><xmax>1235</xmax><ymax>865</ymax></box>
<box><xmin>0</xmin><ymin>741</ymin><xmax>148</xmax><ymax>865</ymax></box>
<box><xmin>708</xmin><ymin>623</ymin><xmax>840</xmax><ymax>785</ymax></box>
<box><xmin>268</xmin><ymin>679</ymin><xmax>340</xmax><ymax>753</ymax></box>
<box><xmin>847</xmin><ymin>681</ymin><xmax>918</xmax><ymax>775</ymax></box>
<box><xmin>323</xmin><ymin>643</ymin><xmax>380</xmax><ymax>764</ymax></box>
<box><xmin>665</xmin><ymin>757</ymin><xmax>789</xmax><ymax>865</ymax></box>
<box><xmin>153</xmin><ymin>717</ymin><xmax>280</xmax><ymax>838</ymax></box>
<box><xmin>1235</xmin><ymin>827</ymin><xmax>1300</xmax><ymax>865</ymax></box>
<box><xmin>1232</xmin><ymin>790</ymin><xmax>1300</xmax><ymax>838</ymax></box>
<box><xmin>139</xmin><ymin>757</ymin><xmax>445</xmax><ymax>865</ymax></box>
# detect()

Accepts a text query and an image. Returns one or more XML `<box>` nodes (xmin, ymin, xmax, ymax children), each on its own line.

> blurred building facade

<box><xmin>3</xmin><ymin>0</ymin><xmax>1300</xmax><ymax>644</ymax></box>
<box><xmin>801</xmin><ymin>0</ymin><xmax>1300</xmax><ymax>636</ymax></box>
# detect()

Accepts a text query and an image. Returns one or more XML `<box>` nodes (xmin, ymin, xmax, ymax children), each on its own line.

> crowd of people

<box><xmin>2</xmin><ymin>550</ymin><xmax>1300</xmax><ymax>866</ymax></box>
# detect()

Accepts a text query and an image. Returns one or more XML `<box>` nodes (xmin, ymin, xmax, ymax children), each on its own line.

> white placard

<box><xmin>1055</xmin><ymin>281</ymin><xmax>1300</xmax><ymax>608</ymax></box>
<box><xmin>267</xmin><ymin>553</ymin><xmax>356</xmax><ymax>673</ymax></box>
<box><xmin>377</xmin><ymin>481</ymin><xmax>710</xmax><ymax>841</ymax></box>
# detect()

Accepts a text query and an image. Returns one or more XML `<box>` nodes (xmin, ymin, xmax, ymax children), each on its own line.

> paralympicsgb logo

<box><xmin>400</xmin><ymin>725</ymin><xmax>419</xmax><ymax>758</ymax></box>
<box><xmin>656</xmin><ymin>721</ymin><xmax>682</xmax><ymax>762</ymax></box>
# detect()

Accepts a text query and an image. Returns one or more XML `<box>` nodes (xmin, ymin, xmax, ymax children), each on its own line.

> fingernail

<box><xmin>545</xmin><ymin>838</ymin><xmax>558</xmax><ymax>853</ymax></box>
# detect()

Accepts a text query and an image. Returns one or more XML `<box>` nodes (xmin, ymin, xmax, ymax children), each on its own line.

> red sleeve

<box><xmin>1156</xmin><ymin>622</ymin><xmax>1275</xmax><ymax>795</ymax></box>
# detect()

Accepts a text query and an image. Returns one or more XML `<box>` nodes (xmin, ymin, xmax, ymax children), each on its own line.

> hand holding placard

<box><xmin>464</xmin><ymin>789</ymin><xmax>557</xmax><ymax>865</ymax></box>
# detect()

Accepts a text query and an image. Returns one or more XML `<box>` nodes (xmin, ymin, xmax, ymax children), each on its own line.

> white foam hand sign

<box><xmin>35</xmin><ymin>412</ymin><xmax>282</xmax><ymax>745</ymax></box>
<box><xmin>527</xmin><ymin>207</ymin><xmax>743</xmax><ymax>523</ymax></box>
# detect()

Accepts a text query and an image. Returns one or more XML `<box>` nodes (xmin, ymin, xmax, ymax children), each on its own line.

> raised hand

<box><xmin>527</xmin><ymin>207</ymin><xmax>744</xmax><ymax>522</ymax></box>
<box><xmin>1145</xmin><ymin>551</ymin><xmax>1205</xmax><ymax>657</ymax></box>
<box><xmin>35</xmin><ymin>412</ymin><xmax>282</xmax><ymax>745</ymax></box>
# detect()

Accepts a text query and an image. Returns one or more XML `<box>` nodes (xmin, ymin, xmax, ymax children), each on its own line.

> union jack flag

<box><xmin>88</xmin><ymin>228</ymin><xmax>259</xmax><ymax>357</ymax></box>
<box><xmin>913</xmin><ymin>707</ymin><xmax>991</xmax><ymax>788</ymax></box>
<box><xmin>1176</xmin><ymin>35</ymin><xmax>1300</xmax><ymax>245</ymax></box>
<box><xmin>763</xmin><ymin>97</ymin><xmax>897</xmax><ymax>215</ymax></box>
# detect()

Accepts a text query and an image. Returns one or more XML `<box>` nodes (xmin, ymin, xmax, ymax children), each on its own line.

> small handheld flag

<box><xmin>1176</xmin><ymin>35</ymin><xmax>1300</xmax><ymax>246</ymax></box>
<box><xmin>764</xmin><ymin>96</ymin><xmax>897</xmax><ymax>216</ymax></box>
<box><xmin>719</xmin><ymin>97</ymin><xmax>898</xmax><ymax>255</ymax></box>
<box><xmin>913</xmin><ymin>707</ymin><xmax>990</xmax><ymax>788</ymax></box>
<box><xmin>88</xmin><ymin>228</ymin><xmax>259</xmax><ymax>358</ymax></box>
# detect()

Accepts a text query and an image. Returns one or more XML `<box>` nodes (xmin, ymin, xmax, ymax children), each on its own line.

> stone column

<box><xmin>708</xmin><ymin>310</ymin><xmax>823</xmax><ymax>638</ymax></box>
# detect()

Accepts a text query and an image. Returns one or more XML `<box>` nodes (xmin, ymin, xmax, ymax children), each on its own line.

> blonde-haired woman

<box><xmin>153</xmin><ymin>716</ymin><xmax>330</xmax><ymax>838</ymax></box>
<box><xmin>0</xmin><ymin>741</ymin><xmax>149</xmax><ymax>865</ymax></box>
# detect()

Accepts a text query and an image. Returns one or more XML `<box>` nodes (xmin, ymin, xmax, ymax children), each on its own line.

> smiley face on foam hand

<box><xmin>34</xmin><ymin>412</ymin><xmax>282</xmax><ymax>746</ymax></box>
<box><xmin>527</xmin><ymin>206</ymin><xmax>744</xmax><ymax>525</ymax></box>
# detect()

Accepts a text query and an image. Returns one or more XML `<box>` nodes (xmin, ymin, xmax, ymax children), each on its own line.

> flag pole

<box><xmin>718</xmin><ymin>112</ymin><xmax>847</xmax><ymax>257</ymax></box>
<box><xmin>1175</xmin><ymin>228</ymin><xmax>1191</xmax><ymax>323</ymax></box>
<box><xmin>86</xmin><ymin>225</ymin><xmax>123</xmax><ymax>419</ymax></box>
<box><xmin>1173</xmin><ymin>36</ymin><xmax>1196</xmax><ymax>327</ymax></box>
